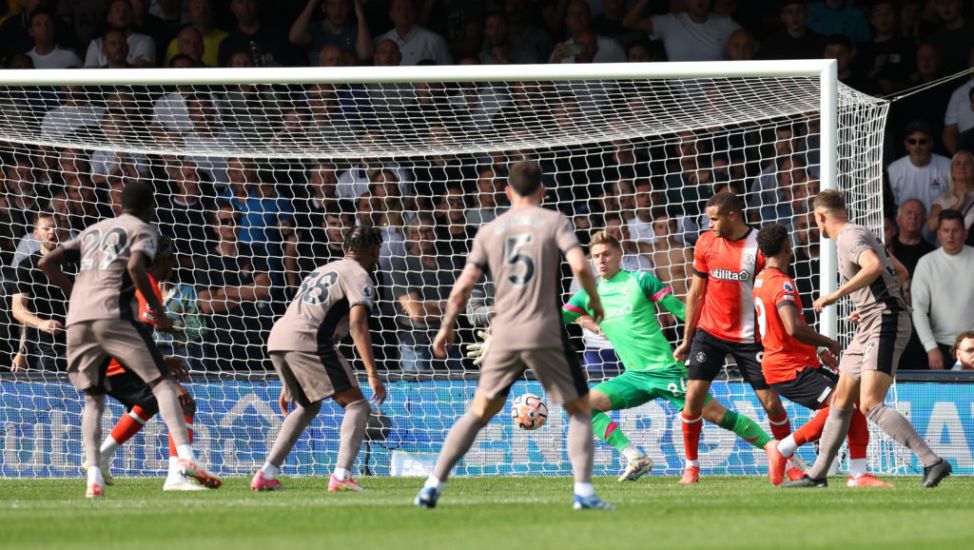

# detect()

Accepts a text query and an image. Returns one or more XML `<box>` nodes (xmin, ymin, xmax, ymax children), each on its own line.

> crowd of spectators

<box><xmin>1</xmin><ymin>0</ymin><xmax>973</xmax><ymax>373</ymax></box>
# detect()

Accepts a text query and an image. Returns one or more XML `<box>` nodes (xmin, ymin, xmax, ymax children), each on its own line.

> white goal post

<box><xmin>0</xmin><ymin>61</ymin><xmax>897</xmax><ymax>478</ymax></box>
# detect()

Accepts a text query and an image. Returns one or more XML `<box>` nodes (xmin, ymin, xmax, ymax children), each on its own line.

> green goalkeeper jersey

<box><xmin>562</xmin><ymin>270</ymin><xmax>685</xmax><ymax>373</ymax></box>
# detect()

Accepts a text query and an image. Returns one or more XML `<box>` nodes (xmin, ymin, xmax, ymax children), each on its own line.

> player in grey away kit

<box><xmin>783</xmin><ymin>190</ymin><xmax>951</xmax><ymax>488</ymax></box>
<box><xmin>40</xmin><ymin>180</ymin><xmax>219</xmax><ymax>497</ymax></box>
<box><xmin>416</xmin><ymin>160</ymin><xmax>612</xmax><ymax>510</ymax></box>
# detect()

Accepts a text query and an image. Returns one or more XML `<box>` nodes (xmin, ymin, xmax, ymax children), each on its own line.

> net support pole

<box><xmin>818</xmin><ymin>60</ymin><xmax>839</xmax><ymax>340</ymax></box>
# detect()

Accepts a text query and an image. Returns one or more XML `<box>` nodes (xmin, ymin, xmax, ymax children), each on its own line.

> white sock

<box><xmin>574</xmin><ymin>482</ymin><xmax>595</xmax><ymax>498</ymax></box>
<box><xmin>621</xmin><ymin>444</ymin><xmax>642</xmax><ymax>462</ymax></box>
<box><xmin>87</xmin><ymin>464</ymin><xmax>103</xmax><ymax>485</ymax></box>
<box><xmin>262</xmin><ymin>462</ymin><xmax>281</xmax><ymax>480</ymax></box>
<box><xmin>424</xmin><ymin>476</ymin><xmax>445</xmax><ymax>492</ymax></box>
<box><xmin>778</xmin><ymin>435</ymin><xmax>798</xmax><ymax>458</ymax></box>
<box><xmin>333</xmin><ymin>467</ymin><xmax>350</xmax><ymax>481</ymax></box>
<box><xmin>849</xmin><ymin>458</ymin><xmax>868</xmax><ymax>478</ymax></box>
<box><xmin>176</xmin><ymin>444</ymin><xmax>195</xmax><ymax>462</ymax></box>
<box><xmin>166</xmin><ymin>457</ymin><xmax>181</xmax><ymax>479</ymax></box>
<box><xmin>685</xmin><ymin>459</ymin><xmax>699</xmax><ymax>468</ymax></box>
<box><xmin>100</xmin><ymin>437</ymin><xmax>120</xmax><ymax>458</ymax></box>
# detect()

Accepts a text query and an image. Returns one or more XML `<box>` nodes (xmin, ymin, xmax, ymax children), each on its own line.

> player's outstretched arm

<box><xmin>128</xmin><ymin>251</ymin><xmax>171</xmax><ymax>332</ymax></box>
<box><xmin>37</xmin><ymin>246</ymin><xmax>74</xmax><ymax>296</ymax></box>
<box><xmin>778</xmin><ymin>302</ymin><xmax>840</xmax><ymax>355</ymax></box>
<box><xmin>433</xmin><ymin>263</ymin><xmax>484</xmax><ymax>358</ymax></box>
<box><xmin>349</xmin><ymin>304</ymin><xmax>385</xmax><ymax>404</ymax></box>
<box><xmin>813</xmin><ymin>248</ymin><xmax>885</xmax><ymax>312</ymax></box>
<box><xmin>566</xmin><ymin>247</ymin><xmax>603</xmax><ymax>323</ymax></box>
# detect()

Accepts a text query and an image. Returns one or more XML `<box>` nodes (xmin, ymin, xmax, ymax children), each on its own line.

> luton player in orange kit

<box><xmin>754</xmin><ymin>224</ymin><xmax>892</xmax><ymax>487</ymax></box>
<box><xmin>673</xmin><ymin>192</ymin><xmax>791</xmax><ymax>484</ymax></box>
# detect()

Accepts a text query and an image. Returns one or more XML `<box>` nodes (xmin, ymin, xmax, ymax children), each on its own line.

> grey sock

<box><xmin>337</xmin><ymin>399</ymin><xmax>369</xmax><ymax>471</ymax></box>
<box><xmin>867</xmin><ymin>404</ymin><xmax>940</xmax><ymax>467</ymax></box>
<box><xmin>82</xmin><ymin>393</ymin><xmax>105</xmax><ymax>468</ymax></box>
<box><xmin>151</xmin><ymin>379</ymin><xmax>190</xmax><ymax>448</ymax></box>
<box><xmin>266</xmin><ymin>401</ymin><xmax>322</xmax><ymax>468</ymax></box>
<box><xmin>432</xmin><ymin>412</ymin><xmax>486</xmax><ymax>482</ymax></box>
<box><xmin>567</xmin><ymin>410</ymin><xmax>594</xmax><ymax>484</ymax></box>
<box><xmin>806</xmin><ymin>407</ymin><xmax>853</xmax><ymax>480</ymax></box>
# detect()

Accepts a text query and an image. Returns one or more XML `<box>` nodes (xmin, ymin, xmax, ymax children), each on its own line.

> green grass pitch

<box><xmin>2</xmin><ymin>476</ymin><xmax>973</xmax><ymax>549</ymax></box>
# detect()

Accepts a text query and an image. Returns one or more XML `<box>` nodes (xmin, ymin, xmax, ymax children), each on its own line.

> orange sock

<box><xmin>110</xmin><ymin>405</ymin><xmax>153</xmax><ymax>445</ymax></box>
<box><xmin>793</xmin><ymin>406</ymin><xmax>830</xmax><ymax>446</ymax></box>
<box><xmin>768</xmin><ymin>413</ymin><xmax>791</xmax><ymax>440</ymax></box>
<box><xmin>168</xmin><ymin>415</ymin><xmax>194</xmax><ymax>458</ymax></box>
<box><xmin>681</xmin><ymin>412</ymin><xmax>703</xmax><ymax>462</ymax></box>
<box><xmin>847</xmin><ymin>408</ymin><xmax>869</xmax><ymax>460</ymax></box>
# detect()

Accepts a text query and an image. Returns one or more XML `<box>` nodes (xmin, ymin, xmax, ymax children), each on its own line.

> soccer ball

<box><xmin>511</xmin><ymin>393</ymin><xmax>548</xmax><ymax>430</ymax></box>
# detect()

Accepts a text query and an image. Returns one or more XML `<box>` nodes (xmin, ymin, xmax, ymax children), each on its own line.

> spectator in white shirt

<box><xmin>886</xmin><ymin>120</ymin><xmax>952</xmax><ymax>212</ymax></box>
<box><xmin>951</xmin><ymin>331</ymin><xmax>974</xmax><ymax>370</ymax></box>
<box><xmin>627</xmin><ymin>179</ymin><xmax>658</xmax><ymax>254</ymax></box>
<box><xmin>41</xmin><ymin>87</ymin><xmax>104</xmax><ymax>140</ymax></box>
<box><xmin>99</xmin><ymin>29</ymin><xmax>132</xmax><ymax>68</ymax></box>
<box><xmin>25</xmin><ymin>8</ymin><xmax>82</xmax><ymax>68</ymax></box>
<box><xmin>549</xmin><ymin>0</ymin><xmax>625</xmax><ymax>63</ymax></box>
<box><xmin>623</xmin><ymin>0</ymin><xmax>740</xmax><ymax>61</ymax></box>
<box><xmin>943</xmin><ymin>47</ymin><xmax>974</xmax><ymax>154</ymax></box>
<box><xmin>911</xmin><ymin>209</ymin><xmax>974</xmax><ymax>369</ymax></box>
<box><xmin>84</xmin><ymin>0</ymin><xmax>156</xmax><ymax>67</ymax></box>
<box><xmin>376</xmin><ymin>0</ymin><xmax>452</xmax><ymax>65</ymax></box>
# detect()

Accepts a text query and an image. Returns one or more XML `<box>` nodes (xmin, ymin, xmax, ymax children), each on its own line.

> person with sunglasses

<box><xmin>887</xmin><ymin>119</ymin><xmax>951</xmax><ymax>214</ymax></box>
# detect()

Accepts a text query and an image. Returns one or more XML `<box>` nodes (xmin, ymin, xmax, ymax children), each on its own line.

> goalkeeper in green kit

<box><xmin>557</xmin><ymin>231</ymin><xmax>777</xmax><ymax>481</ymax></box>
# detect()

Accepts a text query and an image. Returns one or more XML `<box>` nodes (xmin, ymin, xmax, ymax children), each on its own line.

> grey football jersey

<box><xmin>467</xmin><ymin>206</ymin><xmax>581</xmax><ymax>353</ymax></box>
<box><xmin>836</xmin><ymin>223</ymin><xmax>908</xmax><ymax>318</ymax></box>
<box><xmin>267</xmin><ymin>258</ymin><xmax>374</xmax><ymax>352</ymax></box>
<box><xmin>61</xmin><ymin>214</ymin><xmax>158</xmax><ymax>326</ymax></box>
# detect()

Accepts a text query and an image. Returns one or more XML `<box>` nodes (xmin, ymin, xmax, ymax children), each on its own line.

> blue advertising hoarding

<box><xmin>1</xmin><ymin>379</ymin><xmax>970</xmax><ymax>477</ymax></box>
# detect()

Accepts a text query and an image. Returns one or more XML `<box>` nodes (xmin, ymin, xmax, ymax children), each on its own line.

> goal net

<box><xmin>0</xmin><ymin>63</ymin><xmax>899</xmax><ymax>479</ymax></box>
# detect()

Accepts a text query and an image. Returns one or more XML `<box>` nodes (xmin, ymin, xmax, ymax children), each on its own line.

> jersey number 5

<box><xmin>504</xmin><ymin>234</ymin><xmax>535</xmax><ymax>286</ymax></box>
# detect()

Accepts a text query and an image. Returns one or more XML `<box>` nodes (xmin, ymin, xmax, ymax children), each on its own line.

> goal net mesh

<box><xmin>0</xmin><ymin>70</ymin><xmax>897</xmax><ymax>478</ymax></box>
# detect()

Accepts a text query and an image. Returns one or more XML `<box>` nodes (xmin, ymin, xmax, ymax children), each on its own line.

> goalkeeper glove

<box><xmin>465</xmin><ymin>330</ymin><xmax>491</xmax><ymax>366</ymax></box>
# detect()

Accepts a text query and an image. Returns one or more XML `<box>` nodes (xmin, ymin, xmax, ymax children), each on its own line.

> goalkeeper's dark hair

<box><xmin>589</xmin><ymin>230</ymin><xmax>622</xmax><ymax>251</ymax></box>
<box><xmin>508</xmin><ymin>160</ymin><xmax>543</xmax><ymax>197</ymax></box>
<box><xmin>344</xmin><ymin>225</ymin><xmax>382</xmax><ymax>254</ymax></box>
<box><xmin>120</xmin><ymin>180</ymin><xmax>155</xmax><ymax>213</ymax></box>
<box><xmin>706</xmin><ymin>190</ymin><xmax>744</xmax><ymax>215</ymax></box>
<box><xmin>756</xmin><ymin>223</ymin><xmax>790</xmax><ymax>258</ymax></box>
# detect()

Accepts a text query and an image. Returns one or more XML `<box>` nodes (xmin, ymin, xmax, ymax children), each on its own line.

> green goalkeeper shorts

<box><xmin>593</xmin><ymin>365</ymin><xmax>711</xmax><ymax>411</ymax></box>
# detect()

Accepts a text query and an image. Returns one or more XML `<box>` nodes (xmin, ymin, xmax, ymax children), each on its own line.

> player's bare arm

<box><xmin>128</xmin><ymin>250</ymin><xmax>172</xmax><ymax>333</ymax></box>
<box><xmin>675</xmin><ymin>274</ymin><xmax>707</xmax><ymax>360</ymax></box>
<box><xmin>777</xmin><ymin>301</ymin><xmax>841</xmax><ymax>355</ymax></box>
<box><xmin>813</xmin><ymin>248</ymin><xmax>884</xmax><ymax>312</ymax></box>
<box><xmin>433</xmin><ymin>263</ymin><xmax>484</xmax><ymax>358</ymax></box>
<box><xmin>349</xmin><ymin>304</ymin><xmax>386</xmax><ymax>404</ymax></box>
<box><xmin>11</xmin><ymin>293</ymin><xmax>63</xmax><ymax>335</ymax></box>
<box><xmin>37</xmin><ymin>246</ymin><xmax>74</xmax><ymax>296</ymax></box>
<box><xmin>566</xmin><ymin>246</ymin><xmax>603</xmax><ymax>323</ymax></box>
<box><xmin>220</xmin><ymin>272</ymin><xmax>273</xmax><ymax>302</ymax></box>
